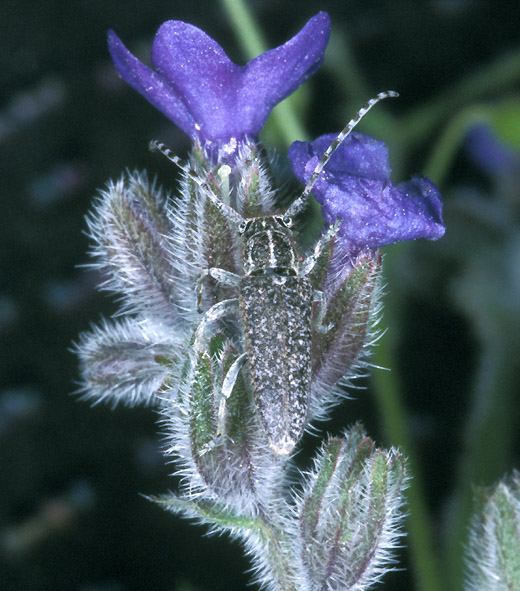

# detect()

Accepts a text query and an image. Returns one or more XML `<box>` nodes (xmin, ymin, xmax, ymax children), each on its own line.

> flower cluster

<box><xmin>77</xmin><ymin>12</ymin><xmax>444</xmax><ymax>591</ymax></box>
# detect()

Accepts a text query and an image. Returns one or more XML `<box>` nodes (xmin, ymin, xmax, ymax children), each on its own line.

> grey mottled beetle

<box><xmin>151</xmin><ymin>91</ymin><xmax>396</xmax><ymax>454</ymax></box>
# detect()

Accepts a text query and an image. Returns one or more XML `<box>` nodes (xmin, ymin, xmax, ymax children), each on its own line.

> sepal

<box><xmin>169</xmin><ymin>142</ymin><xmax>240</xmax><ymax>314</ymax></box>
<box><xmin>86</xmin><ymin>171</ymin><xmax>187</xmax><ymax>324</ymax></box>
<box><xmin>310</xmin><ymin>248</ymin><xmax>383</xmax><ymax>419</ymax></box>
<box><xmin>294</xmin><ymin>425</ymin><xmax>408</xmax><ymax>591</ymax></box>
<box><xmin>234</xmin><ymin>142</ymin><xmax>277</xmax><ymax>218</ymax></box>
<box><xmin>465</xmin><ymin>471</ymin><xmax>520</xmax><ymax>591</ymax></box>
<box><xmin>163</xmin><ymin>334</ymin><xmax>281</xmax><ymax>513</ymax></box>
<box><xmin>74</xmin><ymin>317</ymin><xmax>183</xmax><ymax>407</ymax></box>
<box><xmin>168</xmin><ymin>138</ymin><xmax>280</xmax><ymax>316</ymax></box>
<box><xmin>152</xmin><ymin>492</ymin><xmax>263</xmax><ymax>534</ymax></box>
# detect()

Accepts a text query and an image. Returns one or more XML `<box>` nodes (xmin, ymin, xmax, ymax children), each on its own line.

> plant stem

<box><xmin>371</xmin><ymin>248</ymin><xmax>443</xmax><ymax>591</ymax></box>
<box><xmin>423</xmin><ymin>106</ymin><xmax>490</xmax><ymax>185</ymax></box>
<box><xmin>401</xmin><ymin>47</ymin><xmax>520</xmax><ymax>149</ymax></box>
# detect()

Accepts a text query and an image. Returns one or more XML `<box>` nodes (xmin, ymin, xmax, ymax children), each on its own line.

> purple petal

<box><xmin>289</xmin><ymin>132</ymin><xmax>445</xmax><ymax>252</ymax></box>
<box><xmin>150</xmin><ymin>21</ymin><xmax>243</xmax><ymax>141</ymax></box>
<box><xmin>240</xmin><ymin>12</ymin><xmax>330</xmax><ymax>136</ymax></box>
<box><xmin>108</xmin><ymin>13</ymin><xmax>330</xmax><ymax>145</ymax></box>
<box><xmin>108</xmin><ymin>30</ymin><xmax>194</xmax><ymax>135</ymax></box>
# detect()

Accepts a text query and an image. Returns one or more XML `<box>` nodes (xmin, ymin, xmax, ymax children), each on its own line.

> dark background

<box><xmin>2</xmin><ymin>1</ymin><xmax>520</xmax><ymax>590</ymax></box>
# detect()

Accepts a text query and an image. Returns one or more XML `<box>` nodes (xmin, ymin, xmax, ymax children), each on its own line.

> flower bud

<box><xmin>295</xmin><ymin>425</ymin><xmax>408</xmax><ymax>591</ymax></box>
<box><xmin>86</xmin><ymin>171</ymin><xmax>184</xmax><ymax>324</ymax></box>
<box><xmin>164</xmin><ymin>334</ymin><xmax>278</xmax><ymax>513</ymax></box>
<box><xmin>465</xmin><ymin>471</ymin><xmax>520</xmax><ymax>591</ymax></box>
<box><xmin>75</xmin><ymin>317</ymin><xmax>182</xmax><ymax>407</ymax></box>
<box><xmin>310</xmin><ymin>247</ymin><xmax>383</xmax><ymax>419</ymax></box>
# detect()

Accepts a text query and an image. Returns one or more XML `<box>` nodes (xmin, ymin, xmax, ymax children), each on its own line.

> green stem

<box><xmin>323</xmin><ymin>27</ymin><xmax>405</xmax><ymax>175</ymax></box>
<box><xmin>444</xmin><ymin>333</ymin><xmax>520</xmax><ymax>590</ymax></box>
<box><xmin>401</xmin><ymin>46</ymin><xmax>520</xmax><ymax>149</ymax></box>
<box><xmin>219</xmin><ymin>0</ymin><xmax>266</xmax><ymax>59</ymax></box>
<box><xmin>256</xmin><ymin>515</ymin><xmax>298</xmax><ymax>591</ymax></box>
<box><xmin>371</xmin><ymin>247</ymin><xmax>443</xmax><ymax>591</ymax></box>
<box><xmin>324</xmin><ymin>28</ymin><xmax>372</xmax><ymax>104</ymax></box>
<box><xmin>422</xmin><ymin>106</ymin><xmax>491</xmax><ymax>185</ymax></box>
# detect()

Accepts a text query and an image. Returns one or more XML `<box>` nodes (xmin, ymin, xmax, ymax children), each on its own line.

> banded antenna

<box><xmin>150</xmin><ymin>90</ymin><xmax>398</xmax><ymax>222</ymax></box>
<box><xmin>149</xmin><ymin>140</ymin><xmax>243</xmax><ymax>225</ymax></box>
<box><xmin>286</xmin><ymin>90</ymin><xmax>399</xmax><ymax>218</ymax></box>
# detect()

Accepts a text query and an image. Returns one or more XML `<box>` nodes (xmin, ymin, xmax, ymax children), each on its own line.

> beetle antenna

<box><xmin>286</xmin><ymin>90</ymin><xmax>399</xmax><ymax>217</ymax></box>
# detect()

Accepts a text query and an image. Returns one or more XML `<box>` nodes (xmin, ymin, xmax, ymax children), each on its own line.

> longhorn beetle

<box><xmin>151</xmin><ymin>91</ymin><xmax>398</xmax><ymax>455</ymax></box>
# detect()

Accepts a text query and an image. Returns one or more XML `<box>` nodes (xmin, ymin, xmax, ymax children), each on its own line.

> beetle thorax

<box><xmin>239</xmin><ymin>216</ymin><xmax>298</xmax><ymax>277</ymax></box>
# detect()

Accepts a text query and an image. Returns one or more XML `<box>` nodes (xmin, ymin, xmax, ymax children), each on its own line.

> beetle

<box><xmin>151</xmin><ymin>90</ymin><xmax>397</xmax><ymax>454</ymax></box>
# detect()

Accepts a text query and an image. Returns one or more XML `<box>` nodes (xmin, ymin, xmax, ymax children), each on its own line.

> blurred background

<box><xmin>2</xmin><ymin>0</ymin><xmax>520</xmax><ymax>590</ymax></box>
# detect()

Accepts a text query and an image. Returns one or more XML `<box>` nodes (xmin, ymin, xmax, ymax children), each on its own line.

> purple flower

<box><xmin>466</xmin><ymin>123</ymin><xmax>519</xmax><ymax>176</ymax></box>
<box><xmin>108</xmin><ymin>13</ymin><xmax>330</xmax><ymax>148</ymax></box>
<box><xmin>289</xmin><ymin>132</ymin><xmax>445</xmax><ymax>254</ymax></box>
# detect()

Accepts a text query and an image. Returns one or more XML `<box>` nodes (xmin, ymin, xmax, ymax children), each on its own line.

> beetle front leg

<box><xmin>299</xmin><ymin>220</ymin><xmax>341</xmax><ymax>278</ymax></box>
<box><xmin>196</xmin><ymin>268</ymin><xmax>241</xmax><ymax>312</ymax></box>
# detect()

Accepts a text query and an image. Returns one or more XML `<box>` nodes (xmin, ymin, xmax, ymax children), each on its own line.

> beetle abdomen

<box><xmin>238</xmin><ymin>275</ymin><xmax>313</xmax><ymax>454</ymax></box>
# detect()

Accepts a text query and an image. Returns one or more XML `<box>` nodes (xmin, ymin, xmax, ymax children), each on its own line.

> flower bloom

<box><xmin>465</xmin><ymin>122</ymin><xmax>519</xmax><ymax>176</ymax></box>
<box><xmin>108</xmin><ymin>13</ymin><xmax>330</xmax><ymax>148</ymax></box>
<box><xmin>289</xmin><ymin>132</ymin><xmax>445</xmax><ymax>254</ymax></box>
<box><xmin>108</xmin><ymin>11</ymin><xmax>445</xmax><ymax>253</ymax></box>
